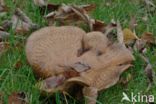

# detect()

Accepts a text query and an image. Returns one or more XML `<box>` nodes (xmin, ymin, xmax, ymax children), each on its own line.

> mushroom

<box><xmin>26</xmin><ymin>26</ymin><xmax>134</xmax><ymax>104</ymax></box>
<box><xmin>78</xmin><ymin>31</ymin><xmax>110</xmax><ymax>56</ymax></box>
<box><xmin>26</xmin><ymin>26</ymin><xmax>86</xmax><ymax>78</ymax></box>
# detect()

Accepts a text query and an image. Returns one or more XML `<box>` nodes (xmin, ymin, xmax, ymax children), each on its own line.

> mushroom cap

<box><xmin>26</xmin><ymin>26</ymin><xmax>86</xmax><ymax>78</ymax></box>
<box><xmin>83</xmin><ymin>31</ymin><xmax>109</xmax><ymax>53</ymax></box>
<box><xmin>65</xmin><ymin>64</ymin><xmax>132</xmax><ymax>91</ymax></box>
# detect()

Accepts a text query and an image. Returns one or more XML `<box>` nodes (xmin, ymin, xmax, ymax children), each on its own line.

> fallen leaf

<box><xmin>144</xmin><ymin>0</ymin><xmax>156</xmax><ymax>14</ymax></box>
<box><xmin>12</xmin><ymin>15</ymin><xmax>30</xmax><ymax>34</ymax></box>
<box><xmin>45</xmin><ymin>4</ymin><xmax>95</xmax><ymax>29</ymax></box>
<box><xmin>8</xmin><ymin>92</ymin><xmax>27</xmax><ymax>104</ymax></box>
<box><xmin>144</xmin><ymin>0</ymin><xmax>156</xmax><ymax>7</ymax></box>
<box><xmin>49</xmin><ymin>75</ymin><xmax>65</xmax><ymax>87</ymax></box>
<box><xmin>33</xmin><ymin>0</ymin><xmax>47</xmax><ymax>7</ymax></box>
<box><xmin>40</xmin><ymin>3</ymin><xmax>60</xmax><ymax>14</ymax></box>
<box><xmin>36</xmin><ymin>75</ymin><xmax>66</xmax><ymax>93</ymax></box>
<box><xmin>145</xmin><ymin>63</ymin><xmax>154</xmax><ymax>83</ymax></box>
<box><xmin>129</xmin><ymin>16</ymin><xmax>137</xmax><ymax>31</ymax></box>
<box><xmin>140</xmin><ymin>54</ymin><xmax>154</xmax><ymax>83</ymax></box>
<box><xmin>145</xmin><ymin>63</ymin><xmax>155</xmax><ymax>92</ymax></box>
<box><xmin>117</xmin><ymin>21</ymin><xmax>124</xmax><ymax>45</ymax></box>
<box><xmin>92</xmin><ymin>20</ymin><xmax>107</xmax><ymax>32</ymax></box>
<box><xmin>11</xmin><ymin>8</ymin><xmax>39</xmax><ymax>34</ymax></box>
<box><xmin>45</xmin><ymin>75</ymin><xmax>65</xmax><ymax>88</ymax></box>
<box><xmin>1</xmin><ymin>20</ymin><xmax>12</xmax><ymax>31</ymax></box>
<box><xmin>140</xmin><ymin>54</ymin><xmax>155</xmax><ymax>92</ymax></box>
<box><xmin>0</xmin><ymin>5</ymin><xmax>8</xmax><ymax>13</ymax></box>
<box><xmin>0</xmin><ymin>30</ymin><xmax>9</xmax><ymax>41</ymax></box>
<box><xmin>141</xmin><ymin>32</ymin><xmax>155</xmax><ymax>44</ymax></box>
<box><xmin>133</xmin><ymin>39</ymin><xmax>146</xmax><ymax>53</ymax></box>
<box><xmin>70</xmin><ymin>62</ymin><xmax>91</xmax><ymax>72</ymax></box>
<box><xmin>0</xmin><ymin>0</ymin><xmax>8</xmax><ymax>12</ymax></box>
<box><xmin>123</xmin><ymin>28</ymin><xmax>139</xmax><ymax>44</ymax></box>
<box><xmin>0</xmin><ymin>0</ymin><xmax>5</xmax><ymax>6</ymax></box>
<box><xmin>70</xmin><ymin>5</ymin><xmax>93</xmax><ymax>31</ymax></box>
<box><xmin>15</xmin><ymin>8</ymin><xmax>33</xmax><ymax>24</ymax></box>
<box><xmin>41</xmin><ymin>4</ymin><xmax>95</xmax><ymax>16</ymax></box>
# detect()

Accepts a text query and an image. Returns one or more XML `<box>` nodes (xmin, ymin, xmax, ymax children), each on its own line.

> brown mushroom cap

<box><xmin>26</xmin><ymin>26</ymin><xmax>86</xmax><ymax>78</ymax></box>
<box><xmin>83</xmin><ymin>31</ymin><xmax>109</xmax><ymax>53</ymax></box>
<box><xmin>65</xmin><ymin>64</ymin><xmax>132</xmax><ymax>91</ymax></box>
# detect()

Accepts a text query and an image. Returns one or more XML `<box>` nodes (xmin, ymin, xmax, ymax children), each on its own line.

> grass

<box><xmin>0</xmin><ymin>0</ymin><xmax>156</xmax><ymax>104</ymax></box>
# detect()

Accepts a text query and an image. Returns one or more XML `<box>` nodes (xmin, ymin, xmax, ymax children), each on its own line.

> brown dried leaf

<box><xmin>70</xmin><ymin>5</ymin><xmax>93</xmax><ymax>31</ymax></box>
<box><xmin>0</xmin><ymin>0</ymin><xmax>5</xmax><ymax>6</ymax></box>
<box><xmin>45</xmin><ymin>75</ymin><xmax>65</xmax><ymax>88</ymax></box>
<box><xmin>129</xmin><ymin>16</ymin><xmax>137</xmax><ymax>31</ymax></box>
<box><xmin>0</xmin><ymin>5</ymin><xmax>8</xmax><ymax>12</ymax></box>
<box><xmin>140</xmin><ymin>54</ymin><xmax>155</xmax><ymax>91</ymax></box>
<box><xmin>140</xmin><ymin>55</ymin><xmax>154</xmax><ymax>83</ymax></box>
<box><xmin>117</xmin><ymin>21</ymin><xmax>124</xmax><ymax>45</ymax></box>
<box><xmin>47</xmin><ymin>3</ymin><xmax>60</xmax><ymax>10</ymax></box>
<box><xmin>15</xmin><ymin>8</ymin><xmax>33</xmax><ymax>24</ymax></box>
<box><xmin>144</xmin><ymin>0</ymin><xmax>156</xmax><ymax>14</ymax></box>
<box><xmin>0</xmin><ymin>0</ymin><xmax>9</xmax><ymax>12</ymax></box>
<box><xmin>92</xmin><ymin>20</ymin><xmax>107</xmax><ymax>32</ymax></box>
<box><xmin>12</xmin><ymin>15</ymin><xmax>30</xmax><ymax>34</ymax></box>
<box><xmin>8</xmin><ymin>92</ymin><xmax>27</xmax><ymax>104</ymax></box>
<box><xmin>133</xmin><ymin>39</ymin><xmax>146</xmax><ymax>53</ymax></box>
<box><xmin>70</xmin><ymin>62</ymin><xmax>91</xmax><ymax>72</ymax></box>
<box><xmin>123</xmin><ymin>28</ymin><xmax>139</xmax><ymax>44</ymax></box>
<box><xmin>36</xmin><ymin>75</ymin><xmax>66</xmax><ymax>93</ymax></box>
<box><xmin>141</xmin><ymin>32</ymin><xmax>155</xmax><ymax>44</ymax></box>
<box><xmin>33</xmin><ymin>0</ymin><xmax>47</xmax><ymax>7</ymax></box>
<box><xmin>1</xmin><ymin>20</ymin><xmax>12</xmax><ymax>31</ymax></box>
<box><xmin>12</xmin><ymin>8</ymin><xmax>39</xmax><ymax>34</ymax></box>
<box><xmin>40</xmin><ymin>3</ymin><xmax>60</xmax><ymax>14</ymax></box>
<box><xmin>145</xmin><ymin>63</ymin><xmax>154</xmax><ymax>83</ymax></box>
<box><xmin>0</xmin><ymin>30</ymin><xmax>9</xmax><ymax>41</ymax></box>
<box><xmin>45</xmin><ymin>4</ymin><xmax>95</xmax><ymax>29</ymax></box>
<box><xmin>144</xmin><ymin>0</ymin><xmax>156</xmax><ymax>7</ymax></box>
<box><xmin>145</xmin><ymin>63</ymin><xmax>155</xmax><ymax>92</ymax></box>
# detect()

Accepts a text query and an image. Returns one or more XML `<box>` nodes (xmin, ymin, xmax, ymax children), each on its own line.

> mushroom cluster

<box><xmin>26</xmin><ymin>26</ymin><xmax>134</xmax><ymax>104</ymax></box>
